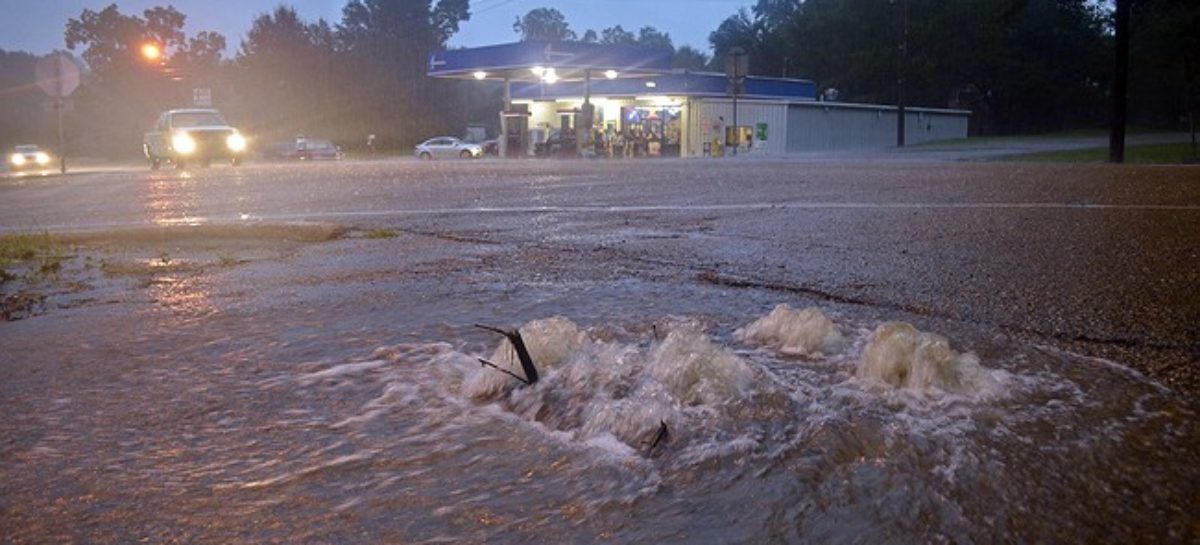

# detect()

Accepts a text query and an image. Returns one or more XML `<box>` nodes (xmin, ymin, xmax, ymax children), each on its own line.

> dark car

<box><xmin>261</xmin><ymin>138</ymin><xmax>343</xmax><ymax>161</ymax></box>
<box><xmin>534</xmin><ymin>130</ymin><xmax>577</xmax><ymax>158</ymax></box>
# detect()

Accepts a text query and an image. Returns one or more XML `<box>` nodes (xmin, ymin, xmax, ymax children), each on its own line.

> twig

<box><xmin>474</xmin><ymin>323</ymin><xmax>540</xmax><ymax>385</ymax></box>
<box><xmin>477</xmin><ymin>358</ymin><xmax>531</xmax><ymax>385</ymax></box>
<box><xmin>643</xmin><ymin>419</ymin><xmax>670</xmax><ymax>457</ymax></box>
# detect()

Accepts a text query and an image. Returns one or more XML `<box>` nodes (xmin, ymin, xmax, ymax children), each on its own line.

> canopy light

<box><xmin>530</xmin><ymin>66</ymin><xmax>546</xmax><ymax>77</ymax></box>
<box><xmin>473</xmin><ymin>71</ymin><xmax>487</xmax><ymax>80</ymax></box>
<box><xmin>644</xmin><ymin>81</ymin><xmax>657</xmax><ymax>88</ymax></box>
<box><xmin>604</xmin><ymin>70</ymin><xmax>619</xmax><ymax>79</ymax></box>
<box><xmin>541</xmin><ymin>68</ymin><xmax>559</xmax><ymax>84</ymax></box>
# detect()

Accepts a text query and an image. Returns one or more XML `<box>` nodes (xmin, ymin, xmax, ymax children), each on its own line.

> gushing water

<box><xmin>6</xmin><ymin>303</ymin><xmax>1195</xmax><ymax>544</ymax></box>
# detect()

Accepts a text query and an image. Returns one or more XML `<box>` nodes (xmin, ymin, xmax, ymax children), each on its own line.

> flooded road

<box><xmin>1</xmin><ymin>159</ymin><xmax>1197</xmax><ymax>543</ymax></box>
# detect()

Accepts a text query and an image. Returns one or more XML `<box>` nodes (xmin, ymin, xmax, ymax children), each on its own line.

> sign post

<box><xmin>724</xmin><ymin>48</ymin><xmax>749</xmax><ymax>157</ymax></box>
<box><xmin>35</xmin><ymin>54</ymin><xmax>80</xmax><ymax>173</ymax></box>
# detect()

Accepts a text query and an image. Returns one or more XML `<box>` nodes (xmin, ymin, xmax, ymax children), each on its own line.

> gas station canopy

<box><xmin>427</xmin><ymin>41</ymin><xmax>674</xmax><ymax>83</ymax></box>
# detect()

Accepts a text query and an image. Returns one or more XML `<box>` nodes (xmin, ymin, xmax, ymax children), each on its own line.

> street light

<box><xmin>141</xmin><ymin>43</ymin><xmax>162</xmax><ymax>62</ymax></box>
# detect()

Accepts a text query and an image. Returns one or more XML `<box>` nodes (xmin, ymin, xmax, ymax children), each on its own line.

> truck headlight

<box><xmin>10</xmin><ymin>153</ymin><xmax>25</xmax><ymax>166</ymax></box>
<box><xmin>35</xmin><ymin>152</ymin><xmax>50</xmax><ymax>165</ymax></box>
<box><xmin>172</xmin><ymin>132</ymin><xmax>197</xmax><ymax>154</ymax></box>
<box><xmin>226</xmin><ymin>133</ymin><xmax>247</xmax><ymax>152</ymax></box>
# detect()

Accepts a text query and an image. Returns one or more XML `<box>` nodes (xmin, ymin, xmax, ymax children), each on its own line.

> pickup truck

<box><xmin>143</xmin><ymin>108</ymin><xmax>248</xmax><ymax>169</ymax></box>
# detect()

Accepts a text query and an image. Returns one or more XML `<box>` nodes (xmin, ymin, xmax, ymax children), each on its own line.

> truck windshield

<box><xmin>172</xmin><ymin>112</ymin><xmax>226</xmax><ymax>128</ymax></box>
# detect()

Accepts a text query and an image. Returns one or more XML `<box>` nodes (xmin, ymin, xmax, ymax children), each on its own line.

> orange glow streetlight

<box><xmin>141</xmin><ymin>43</ymin><xmax>162</xmax><ymax>62</ymax></box>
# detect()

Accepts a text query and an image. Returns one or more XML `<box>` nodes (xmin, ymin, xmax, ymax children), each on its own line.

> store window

<box><xmin>618</xmin><ymin>105</ymin><xmax>682</xmax><ymax>157</ymax></box>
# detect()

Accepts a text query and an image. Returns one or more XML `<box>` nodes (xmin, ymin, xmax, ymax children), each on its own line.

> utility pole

<box><xmin>725</xmin><ymin>47</ymin><xmax>749</xmax><ymax>157</ymax></box>
<box><xmin>894</xmin><ymin>0</ymin><xmax>908</xmax><ymax>147</ymax></box>
<box><xmin>1109</xmin><ymin>0</ymin><xmax>1131</xmax><ymax>163</ymax></box>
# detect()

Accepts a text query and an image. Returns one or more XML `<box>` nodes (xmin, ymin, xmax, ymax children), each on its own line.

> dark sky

<box><xmin>0</xmin><ymin>0</ymin><xmax>754</xmax><ymax>56</ymax></box>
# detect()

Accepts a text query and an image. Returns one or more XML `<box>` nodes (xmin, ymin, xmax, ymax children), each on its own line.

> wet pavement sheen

<box><xmin>1</xmin><ymin>158</ymin><xmax>1198</xmax><ymax>543</ymax></box>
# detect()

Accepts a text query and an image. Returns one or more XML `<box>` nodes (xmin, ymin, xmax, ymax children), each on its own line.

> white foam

<box><xmin>856</xmin><ymin>322</ymin><xmax>999</xmax><ymax>396</ymax></box>
<box><xmin>295</xmin><ymin>360</ymin><xmax>388</xmax><ymax>385</ymax></box>
<box><xmin>736</xmin><ymin>304</ymin><xmax>845</xmax><ymax>357</ymax></box>
<box><xmin>646</xmin><ymin>326</ymin><xmax>756</xmax><ymax>406</ymax></box>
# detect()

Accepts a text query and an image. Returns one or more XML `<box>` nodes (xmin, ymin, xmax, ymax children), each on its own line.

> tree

<box><xmin>1130</xmin><ymin>0</ymin><xmax>1200</xmax><ymax>155</ymax></box>
<box><xmin>599</xmin><ymin>25</ymin><xmax>636</xmax><ymax>46</ymax></box>
<box><xmin>710</xmin><ymin>0</ymin><xmax>1112</xmax><ymax>135</ymax></box>
<box><xmin>231</xmin><ymin>7</ymin><xmax>337</xmax><ymax>139</ymax></box>
<box><xmin>637</xmin><ymin>27</ymin><xmax>673</xmax><ymax>50</ymax></box>
<box><xmin>513</xmin><ymin>8</ymin><xmax>575</xmax><ymax>42</ymax></box>
<box><xmin>65</xmin><ymin>4</ymin><xmax>186</xmax><ymax>76</ymax></box>
<box><xmin>63</xmin><ymin>4</ymin><xmax>224</xmax><ymax>156</ymax></box>
<box><xmin>673</xmin><ymin>45</ymin><xmax>709</xmax><ymax>71</ymax></box>
<box><xmin>335</xmin><ymin>0</ymin><xmax>471</xmax><ymax>145</ymax></box>
<box><xmin>0</xmin><ymin>50</ymin><xmax>47</xmax><ymax>151</ymax></box>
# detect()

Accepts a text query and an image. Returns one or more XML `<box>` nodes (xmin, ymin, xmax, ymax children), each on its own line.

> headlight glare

<box><xmin>35</xmin><ymin>152</ymin><xmax>50</xmax><ymax>165</ymax></box>
<box><xmin>226</xmin><ymin>133</ymin><xmax>247</xmax><ymax>152</ymax></box>
<box><xmin>10</xmin><ymin>153</ymin><xmax>25</xmax><ymax>166</ymax></box>
<box><xmin>172</xmin><ymin>132</ymin><xmax>197</xmax><ymax>154</ymax></box>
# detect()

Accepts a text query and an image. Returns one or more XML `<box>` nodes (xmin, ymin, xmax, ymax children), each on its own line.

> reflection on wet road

<box><xmin>1</xmin><ymin>159</ymin><xmax>1197</xmax><ymax>543</ymax></box>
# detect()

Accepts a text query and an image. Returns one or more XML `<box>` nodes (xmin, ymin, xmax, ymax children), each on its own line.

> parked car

<box><xmin>143</xmin><ymin>108</ymin><xmax>248</xmax><ymax>169</ymax></box>
<box><xmin>414</xmin><ymin>137</ymin><xmax>482</xmax><ymax>160</ymax></box>
<box><xmin>7</xmin><ymin>145</ymin><xmax>52</xmax><ymax>171</ymax></box>
<box><xmin>260</xmin><ymin>138</ymin><xmax>343</xmax><ymax>161</ymax></box>
<box><xmin>534</xmin><ymin>129</ymin><xmax>577</xmax><ymax>158</ymax></box>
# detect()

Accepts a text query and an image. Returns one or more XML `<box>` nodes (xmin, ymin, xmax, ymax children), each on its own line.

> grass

<box><xmin>921</xmin><ymin>127</ymin><xmax>1168</xmax><ymax>148</ymax></box>
<box><xmin>0</xmin><ymin>232</ymin><xmax>70</xmax><ymax>282</ymax></box>
<box><xmin>1000</xmin><ymin>142</ymin><xmax>1199</xmax><ymax>164</ymax></box>
<box><xmin>0</xmin><ymin>232</ymin><xmax>56</xmax><ymax>266</ymax></box>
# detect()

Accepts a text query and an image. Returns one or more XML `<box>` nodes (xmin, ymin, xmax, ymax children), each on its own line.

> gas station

<box><xmin>428</xmin><ymin>41</ymin><xmax>969</xmax><ymax>158</ymax></box>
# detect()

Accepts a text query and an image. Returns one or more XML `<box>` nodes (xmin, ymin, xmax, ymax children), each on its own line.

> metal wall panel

<box><xmin>786</xmin><ymin>103</ymin><xmax>969</xmax><ymax>152</ymax></box>
<box><xmin>686</xmin><ymin>99</ymin><xmax>790</xmax><ymax>157</ymax></box>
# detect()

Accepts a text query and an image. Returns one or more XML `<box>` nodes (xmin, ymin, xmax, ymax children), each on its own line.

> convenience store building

<box><xmin>428</xmin><ymin>41</ymin><xmax>969</xmax><ymax>157</ymax></box>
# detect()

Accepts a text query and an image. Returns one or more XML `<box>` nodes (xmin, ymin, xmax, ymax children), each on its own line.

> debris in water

<box><xmin>475</xmin><ymin>324</ymin><xmax>540</xmax><ymax>385</ymax></box>
<box><xmin>642</xmin><ymin>419</ymin><xmax>670</xmax><ymax>457</ymax></box>
<box><xmin>477</xmin><ymin>358</ymin><xmax>532</xmax><ymax>385</ymax></box>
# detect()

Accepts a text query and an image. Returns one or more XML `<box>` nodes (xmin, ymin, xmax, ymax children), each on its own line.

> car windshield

<box><xmin>15</xmin><ymin>145</ymin><xmax>38</xmax><ymax>152</ymax></box>
<box><xmin>172</xmin><ymin>112</ymin><xmax>226</xmax><ymax>128</ymax></box>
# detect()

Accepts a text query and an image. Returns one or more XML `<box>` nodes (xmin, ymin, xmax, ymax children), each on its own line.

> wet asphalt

<box><xmin>1</xmin><ymin>156</ymin><xmax>1197</xmax><ymax>393</ymax></box>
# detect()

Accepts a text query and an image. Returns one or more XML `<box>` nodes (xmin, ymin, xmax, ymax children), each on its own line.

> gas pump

<box><xmin>502</xmin><ymin>104</ymin><xmax>529</xmax><ymax>158</ymax></box>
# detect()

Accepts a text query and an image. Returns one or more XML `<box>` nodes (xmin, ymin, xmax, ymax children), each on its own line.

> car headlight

<box><xmin>172</xmin><ymin>132</ymin><xmax>197</xmax><ymax>154</ymax></box>
<box><xmin>10</xmin><ymin>153</ymin><xmax>25</xmax><ymax>166</ymax></box>
<box><xmin>35</xmin><ymin>152</ymin><xmax>50</xmax><ymax>165</ymax></box>
<box><xmin>226</xmin><ymin>133</ymin><xmax>247</xmax><ymax>152</ymax></box>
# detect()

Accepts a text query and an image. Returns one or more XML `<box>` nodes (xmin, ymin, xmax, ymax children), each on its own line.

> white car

<box><xmin>414</xmin><ymin>137</ymin><xmax>482</xmax><ymax>160</ymax></box>
<box><xmin>143</xmin><ymin>109</ymin><xmax>248</xmax><ymax>169</ymax></box>
<box><xmin>8</xmin><ymin>145</ymin><xmax>52</xmax><ymax>170</ymax></box>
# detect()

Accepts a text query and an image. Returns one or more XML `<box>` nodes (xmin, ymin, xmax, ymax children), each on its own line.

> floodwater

<box><xmin>2</xmin><ymin>159</ymin><xmax>1198</xmax><ymax>543</ymax></box>
<box><xmin>2</xmin><ymin>265</ymin><xmax>1195</xmax><ymax>544</ymax></box>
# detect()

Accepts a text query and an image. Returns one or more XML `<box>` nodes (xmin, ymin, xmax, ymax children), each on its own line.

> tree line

<box><xmin>0</xmin><ymin>0</ymin><xmax>1196</xmax><ymax>156</ymax></box>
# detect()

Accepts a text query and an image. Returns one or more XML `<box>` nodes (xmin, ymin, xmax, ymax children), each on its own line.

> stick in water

<box><xmin>644</xmin><ymin>419</ymin><xmax>669</xmax><ymax>457</ymax></box>
<box><xmin>474</xmin><ymin>324</ymin><xmax>540</xmax><ymax>385</ymax></box>
<box><xmin>477</xmin><ymin>358</ymin><xmax>531</xmax><ymax>385</ymax></box>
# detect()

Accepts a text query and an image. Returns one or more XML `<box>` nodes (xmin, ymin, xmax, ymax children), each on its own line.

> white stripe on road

<box><xmin>4</xmin><ymin>201</ymin><xmax>1199</xmax><ymax>233</ymax></box>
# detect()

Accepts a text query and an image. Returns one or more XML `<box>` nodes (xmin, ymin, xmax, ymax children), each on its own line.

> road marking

<box><xmin>4</xmin><ymin>201</ymin><xmax>1199</xmax><ymax>233</ymax></box>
